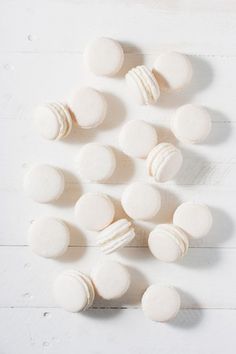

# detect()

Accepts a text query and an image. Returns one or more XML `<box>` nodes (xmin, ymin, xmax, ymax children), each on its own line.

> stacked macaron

<box><xmin>25</xmin><ymin>37</ymin><xmax>216</xmax><ymax>323</ymax></box>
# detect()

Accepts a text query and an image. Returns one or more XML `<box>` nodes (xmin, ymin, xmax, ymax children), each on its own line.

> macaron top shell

<box><xmin>28</xmin><ymin>217</ymin><xmax>70</xmax><ymax>258</ymax></box>
<box><xmin>152</xmin><ymin>51</ymin><xmax>192</xmax><ymax>92</ymax></box>
<box><xmin>24</xmin><ymin>164</ymin><xmax>65</xmax><ymax>203</ymax></box>
<box><xmin>119</xmin><ymin>120</ymin><xmax>158</xmax><ymax>159</ymax></box>
<box><xmin>84</xmin><ymin>37</ymin><xmax>124</xmax><ymax>76</ymax></box>
<box><xmin>173</xmin><ymin>202</ymin><xmax>213</xmax><ymax>239</ymax></box>
<box><xmin>142</xmin><ymin>284</ymin><xmax>181</xmax><ymax>322</ymax></box>
<box><xmin>171</xmin><ymin>104</ymin><xmax>212</xmax><ymax>144</ymax></box>
<box><xmin>76</xmin><ymin>143</ymin><xmax>116</xmax><ymax>182</ymax></box>
<box><xmin>67</xmin><ymin>87</ymin><xmax>107</xmax><ymax>129</ymax></box>
<box><xmin>75</xmin><ymin>193</ymin><xmax>115</xmax><ymax>231</ymax></box>
<box><xmin>121</xmin><ymin>182</ymin><xmax>161</xmax><ymax>220</ymax></box>
<box><xmin>91</xmin><ymin>260</ymin><xmax>130</xmax><ymax>300</ymax></box>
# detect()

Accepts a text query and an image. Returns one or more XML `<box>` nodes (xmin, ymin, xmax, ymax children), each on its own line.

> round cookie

<box><xmin>171</xmin><ymin>104</ymin><xmax>212</xmax><ymax>144</ymax></box>
<box><xmin>67</xmin><ymin>87</ymin><xmax>107</xmax><ymax>129</ymax></box>
<box><xmin>84</xmin><ymin>37</ymin><xmax>124</xmax><ymax>76</ymax></box>
<box><xmin>152</xmin><ymin>52</ymin><xmax>192</xmax><ymax>92</ymax></box>
<box><xmin>148</xmin><ymin>224</ymin><xmax>189</xmax><ymax>262</ymax></box>
<box><xmin>121</xmin><ymin>182</ymin><xmax>161</xmax><ymax>220</ymax></box>
<box><xmin>76</xmin><ymin>143</ymin><xmax>116</xmax><ymax>182</ymax></box>
<box><xmin>142</xmin><ymin>284</ymin><xmax>181</xmax><ymax>322</ymax></box>
<box><xmin>173</xmin><ymin>202</ymin><xmax>213</xmax><ymax>239</ymax></box>
<box><xmin>119</xmin><ymin>120</ymin><xmax>158</xmax><ymax>159</ymax></box>
<box><xmin>28</xmin><ymin>217</ymin><xmax>70</xmax><ymax>258</ymax></box>
<box><xmin>24</xmin><ymin>164</ymin><xmax>65</xmax><ymax>203</ymax></box>
<box><xmin>91</xmin><ymin>260</ymin><xmax>130</xmax><ymax>300</ymax></box>
<box><xmin>75</xmin><ymin>193</ymin><xmax>115</xmax><ymax>231</ymax></box>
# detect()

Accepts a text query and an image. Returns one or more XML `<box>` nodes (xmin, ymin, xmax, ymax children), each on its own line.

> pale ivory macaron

<box><xmin>67</xmin><ymin>87</ymin><xmax>107</xmax><ymax>129</ymax></box>
<box><xmin>84</xmin><ymin>37</ymin><xmax>124</xmax><ymax>76</ymax></box>
<box><xmin>171</xmin><ymin>104</ymin><xmax>212</xmax><ymax>144</ymax></box>
<box><xmin>75</xmin><ymin>193</ymin><xmax>115</xmax><ymax>231</ymax></box>
<box><xmin>142</xmin><ymin>284</ymin><xmax>181</xmax><ymax>322</ymax></box>
<box><xmin>53</xmin><ymin>269</ymin><xmax>95</xmax><ymax>312</ymax></box>
<box><xmin>97</xmin><ymin>219</ymin><xmax>135</xmax><ymax>254</ymax></box>
<box><xmin>126</xmin><ymin>65</ymin><xmax>160</xmax><ymax>105</ymax></box>
<box><xmin>121</xmin><ymin>182</ymin><xmax>161</xmax><ymax>220</ymax></box>
<box><xmin>91</xmin><ymin>260</ymin><xmax>130</xmax><ymax>300</ymax></box>
<box><xmin>173</xmin><ymin>202</ymin><xmax>213</xmax><ymax>239</ymax></box>
<box><xmin>148</xmin><ymin>224</ymin><xmax>189</xmax><ymax>262</ymax></box>
<box><xmin>24</xmin><ymin>164</ymin><xmax>65</xmax><ymax>203</ymax></box>
<box><xmin>119</xmin><ymin>120</ymin><xmax>158</xmax><ymax>159</ymax></box>
<box><xmin>34</xmin><ymin>102</ymin><xmax>72</xmax><ymax>140</ymax></box>
<box><xmin>76</xmin><ymin>143</ymin><xmax>116</xmax><ymax>182</ymax></box>
<box><xmin>146</xmin><ymin>143</ymin><xmax>183</xmax><ymax>182</ymax></box>
<box><xmin>152</xmin><ymin>52</ymin><xmax>193</xmax><ymax>92</ymax></box>
<box><xmin>28</xmin><ymin>217</ymin><xmax>70</xmax><ymax>258</ymax></box>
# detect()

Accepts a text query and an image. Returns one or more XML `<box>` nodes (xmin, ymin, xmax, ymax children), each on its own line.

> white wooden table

<box><xmin>1</xmin><ymin>1</ymin><xmax>236</xmax><ymax>353</ymax></box>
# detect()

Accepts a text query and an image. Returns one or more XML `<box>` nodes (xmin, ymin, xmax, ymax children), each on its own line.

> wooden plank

<box><xmin>1</xmin><ymin>307</ymin><xmax>236</xmax><ymax>354</ymax></box>
<box><xmin>0</xmin><ymin>247</ymin><xmax>235</xmax><ymax>309</ymax></box>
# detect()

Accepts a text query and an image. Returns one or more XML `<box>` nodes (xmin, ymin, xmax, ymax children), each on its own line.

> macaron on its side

<box><xmin>28</xmin><ymin>217</ymin><xmax>70</xmax><ymax>258</ymax></box>
<box><xmin>84</xmin><ymin>37</ymin><xmax>124</xmax><ymax>76</ymax></box>
<box><xmin>142</xmin><ymin>284</ymin><xmax>181</xmax><ymax>322</ymax></box>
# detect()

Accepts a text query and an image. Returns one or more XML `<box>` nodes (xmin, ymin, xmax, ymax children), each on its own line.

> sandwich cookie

<box><xmin>97</xmin><ymin>219</ymin><xmax>135</xmax><ymax>254</ymax></box>
<box><xmin>147</xmin><ymin>143</ymin><xmax>183</xmax><ymax>182</ymax></box>
<box><xmin>28</xmin><ymin>217</ymin><xmax>70</xmax><ymax>258</ymax></box>
<box><xmin>84</xmin><ymin>37</ymin><xmax>124</xmax><ymax>76</ymax></box>
<box><xmin>53</xmin><ymin>269</ymin><xmax>95</xmax><ymax>312</ymax></box>
<box><xmin>119</xmin><ymin>120</ymin><xmax>158</xmax><ymax>159</ymax></box>
<box><xmin>152</xmin><ymin>52</ymin><xmax>192</xmax><ymax>92</ymax></box>
<box><xmin>173</xmin><ymin>202</ymin><xmax>213</xmax><ymax>239</ymax></box>
<box><xmin>121</xmin><ymin>182</ymin><xmax>161</xmax><ymax>220</ymax></box>
<box><xmin>34</xmin><ymin>102</ymin><xmax>72</xmax><ymax>140</ymax></box>
<box><xmin>148</xmin><ymin>224</ymin><xmax>189</xmax><ymax>262</ymax></box>
<box><xmin>24</xmin><ymin>164</ymin><xmax>65</xmax><ymax>203</ymax></box>
<box><xmin>91</xmin><ymin>260</ymin><xmax>130</xmax><ymax>300</ymax></box>
<box><xmin>75</xmin><ymin>193</ymin><xmax>115</xmax><ymax>231</ymax></box>
<box><xmin>142</xmin><ymin>284</ymin><xmax>181</xmax><ymax>322</ymax></box>
<box><xmin>76</xmin><ymin>143</ymin><xmax>116</xmax><ymax>182</ymax></box>
<box><xmin>67</xmin><ymin>87</ymin><xmax>107</xmax><ymax>129</ymax></box>
<box><xmin>126</xmin><ymin>65</ymin><xmax>160</xmax><ymax>105</ymax></box>
<box><xmin>171</xmin><ymin>104</ymin><xmax>212</xmax><ymax>144</ymax></box>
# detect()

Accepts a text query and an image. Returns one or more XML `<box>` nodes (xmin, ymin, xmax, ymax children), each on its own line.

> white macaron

<box><xmin>84</xmin><ymin>37</ymin><xmax>124</xmax><ymax>76</ymax></box>
<box><xmin>152</xmin><ymin>52</ymin><xmax>192</xmax><ymax>92</ymax></box>
<box><xmin>121</xmin><ymin>182</ymin><xmax>161</xmax><ymax>220</ymax></box>
<box><xmin>119</xmin><ymin>120</ymin><xmax>158</xmax><ymax>159</ymax></box>
<box><xmin>67</xmin><ymin>87</ymin><xmax>107</xmax><ymax>129</ymax></box>
<box><xmin>75</xmin><ymin>193</ymin><xmax>115</xmax><ymax>231</ymax></box>
<box><xmin>91</xmin><ymin>260</ymin><xmax>130</xmax><ymax>300</ymax></box>
<box><xmin>24</xmin><ymin>164</ymin><xmax>65</xmax><ymax>203</ymax></box>
<box><xmin>126</xmin><ymin>65</ymin><xmax>160</xmax><ymax>105</ymax></box>
<box><xmin>171</xmin><ymin>104</ymin><xmax>212</xmax><ymax>144</ymax></box>
<box><xmin>147</xmin><ymin>143</ymin><xmax>183</xmax><ymax>182</ymax></box>
<box><xmin>97</xmin><ymin>219</ymin><xmax>135</xmax><ymax>254</ymax></box>
<box><xmin>173</xmin><ymin>202</ymin><xmax>213</xmax><ymax>239</ymax></box>
<box><xmin>53</xmin><ymin>269</ymin><xmax>95</xmax><ymax>312</ymax></box>
<box><xmin>28</xmin><ymin>217</ymin><xmax>70</xmax><ymax>258</ymax></box>
<box><xmin>148</xmin><ymin>224</ymin><xmax>189</xmax><ymax>262</ymax></box>
<box><xmin>34</xmin><ymin>102</ymin><xmax>72</xmax><ymax>140</ymax></box>
<box><xmin>76</xmin><ymin>143</ymin><xmax>116</xmax><ymax>182</ymax></box>
<box><xmin>142</xmin><ymin>284</ymin><xmax>181</xmax><ymax>322</ymax></box>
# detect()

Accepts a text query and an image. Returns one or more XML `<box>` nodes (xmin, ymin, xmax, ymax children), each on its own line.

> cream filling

<box><xmin>100</xmin><ymin>229</ymin><xmax>135</xmax><ymax>254</ymax></box>
<box><xmin>159</xmin><ymin>224</ymin><xmax>189</xmax><ymax>257</ymax></box>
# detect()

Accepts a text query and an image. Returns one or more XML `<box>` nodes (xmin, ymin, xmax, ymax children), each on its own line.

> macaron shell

<box><xmin>119</xmin><ymin>120</ymin><xmax>158</xmax><ymax>159</ymax></box>
<box><xmin>171</xmin><ymin>104</ymin><xmax>212</xmax><ymax>144</ymax></box>
<box><xmin>142</xmin><ymin>284</ymin><xmax>181</xmax><ymax>322</ymax></box>
<box><xmin>84</xmin><ymin>37</ymin><xmax>124</xmax><ymax>76</ymax></box>
<box><xmin>67</xmin><ymin>87</ymin><xmax>107</xmax><ymax>129</ymax></box>
<box><xmin>173</xmin><ymin>202</ymin><xmax>213</xmax><ymax>239</ymax></box>
<box><xmin>28</xmin><ymin>217</ymin><xmax>70</xmax><ymax>258</ymax></box>
<box><xmin>24</xmin><ymin>164</ymin><xmax>65</xmax><ymax>203</ymax></box>
<box><xmin>34</xmin><ymin>105</ymin><xmax>61</xmax><ymax>140</ymax></box>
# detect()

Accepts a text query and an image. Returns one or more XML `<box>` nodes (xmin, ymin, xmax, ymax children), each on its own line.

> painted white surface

<box><xmin>1</xmin><ymin>0</ymin><xmax>236</xmax><ymax>353</ymax></box>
